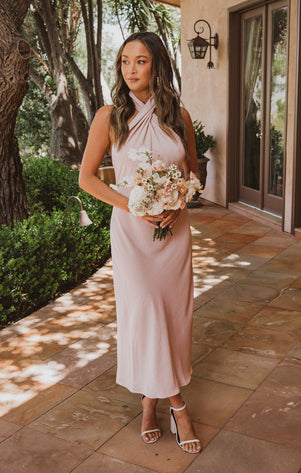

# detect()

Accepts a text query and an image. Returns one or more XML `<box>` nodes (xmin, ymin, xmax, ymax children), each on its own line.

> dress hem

<box><xmin>116</xmin><ymin>374</ymin><xmax>192</xmax><ymax>400</ymax></box>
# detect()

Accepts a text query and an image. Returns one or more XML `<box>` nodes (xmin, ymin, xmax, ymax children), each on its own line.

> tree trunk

<box><xmin>0</xmin><ymin>1</ymin><xmax>31</xmax><ymax>225</ymax></box>
<box><xmin>31</xmin><ymin>1</ymin><xmax>88</xmax><ymax>166</ymax></box>
<box><xmin>49</xmin><ymin>95</ymin><xmax>83</xmax><ymax>166</ymax></box>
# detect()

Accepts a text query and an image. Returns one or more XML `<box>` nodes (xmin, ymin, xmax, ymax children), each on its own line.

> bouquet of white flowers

<box><xmin>111</xmin><ymin>147</ymin><xmax>201</xmax><ymax>241</ymax></box>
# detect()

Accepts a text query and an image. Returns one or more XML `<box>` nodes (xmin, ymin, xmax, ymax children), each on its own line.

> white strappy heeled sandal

<box><xmin>141</xmin><ymin>395</ymin><xmax>161</xmax><ymax>444</ymax></box>
<box><xmin>170</xmin><ymin>402</ymin><xmax>201</xmax><ymax>454</ymax></box>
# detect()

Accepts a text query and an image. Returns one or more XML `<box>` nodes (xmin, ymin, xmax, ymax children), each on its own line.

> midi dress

<box><xmin>110</xmin><ymin>91</ymin><xmax>193</xmax><ymax>399</ymax></box>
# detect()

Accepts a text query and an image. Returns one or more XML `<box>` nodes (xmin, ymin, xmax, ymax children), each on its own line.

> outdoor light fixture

<box><xmin>67</xmin><ymin>196</ymin><xmax>93</xmax><ymax>230</ymax></box>
<box><xmin>188</xmin><ymin>19</ymin><xmax>218</xmax><ymax>68</ymax></box>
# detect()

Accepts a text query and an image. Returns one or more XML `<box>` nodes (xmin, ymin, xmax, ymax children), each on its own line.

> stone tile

<box><xmin>0</xmin><ymin>387</ymin><xmax>26</xmax><ymax>417</ymax></box>
<box><xmin>0</xmin><ymin>355</ymin><xmax>90</xmax><ymax>412</ymax></box>
<box><xmin>285</xmin><ymin>342</ymin><xmax>301</xmax><ymax>365</ymax></box>
<box><xmin>184</xmin><ymin>430</ymin><xmax>301</xmax><ymax>473</ymax></box>
<box><xmin>157</xmin><ymin>377</ymin><xmax>252</xmax><ymax>428</ymax></box>
<box><xmin>0</xmin><ymin>427</ymin><xmax>92</xmax><ymax>473</ymax></box>
<box><xmin>0</xmin><ymin>357</ymin><xmax>46</xmax><ymax>382</ymax></box>
<box><xmin>211</xmin><ymin>215</ymin><xmax>250</xmax><ymax>231</ymax></box>
<box><xmin>0</xmin><ymin>334</ymin><xmax>65</xmax><ymax>363</ymax></box>
<box><xmin>0</xmin><ymin>419</ymin><xmax>21</xmax><ymax>443</ymax></box>
<box><xmin>99</xmin><ymin>412</ymin><xmax>218</xmax><ymax>473</ymax></box>
<box><xmin>2</xmin><ymin>384</ymin><xmax>76</xmax><ymax>426</ymax></box>
<box><xmin>193</xmin><ymin>348</ymin><xmax>278</xmax><ymax>390</ymax></box>
<box><xmin>271</xmin><ymin>241</ymin><xmax>301</xmax><ymax>260</ymax></box>
<box><xmin>269</xmin><ymin>288</ymin><xmax>301</xmax><ymax>310</ymax></box>
<box><xmin>216</xmin><ymin>232</ymin><xmax>258</xmax><ymax>245</ymax></box>
<box><xmin>249</xmin><ymin>306</ymin><xmax>301</xmax><ymax>336</ymax></box>
<box><xmin>83</xmin><ymin>366</ymin><xmax>141</xmax><ymax>407</ymax></box>
<box><xmin>258</xmin><ymin>361</ymin><xmax>301</xmax><ymax>398</ymax></box>
<box><xmin>189</xmin><ymin>213</ymin><xmax>219</xmax><ymax>226</ymax></box>
<box><xmin>58</xmin><ymin>353</ymin><xmax>116</xmax><ymax>389</ymax></box>
<box><xmin>195</xmin><ymin>298</ymin><xmax>263</xmax><ymax>324</ymax></box>
<box><xmin>237</xmin><ymin>244</ymin><xmax>284</xmax><ymax>258</ymax></box>
<box><xmin>30</xmin><ymin>390</ymin><xmax>140</xmax><ymax>450</ymax></box>
<box><xmin>193</xmin><ymin>294</ymin><xmax>212</xmax><ymax>311</ymax></box>
<box><xmin>193</xmin><ymin>268</ymin><xmax>248</xmax><ymax>300</ymax></box>
<box><xmin>251</xmin><ymin>232</ymin><xmax>296</xmax><ymax>248</ymax></box>
<box><xmin>72</xmin><ymin>453</ymin><xmax>157</xmax><ymax>473</ymax></box>
<box><xmin>0</xmin><ymin>305</ymin><xmax>58</xmax><ymax>342</ymax></box>
<box><xmin>291</xmin><ymin>276</ymin><xmax>301</xmax><ymax>289</ymax></box>
<box><xmin>237</xmin><ymin>270</ymin><xmax>296</xmax><ymax>290</ymax></box>
<box><xmin>226</xmin><ymin>390</ymin><xmax>301</xmax><ymax>448</ymax></box>
<box><xmin>259</xmin><ymin>259</ymin><xmax>301</xmax><ymax>277</ymax></box>
<box><xmin>218</xmin><ymin>253</ymin><xmax>269</xmax><ymax>271</ymax></box>
<box><xmin>193</xmin><ymin>206</ymin><xmax>232</xmax><ymax>216</ymax></box>
<box><xmin>192</xmin><ymin>318</ymin><xmax>240</xmax><ymax>347</ymax></box>
<box><xmin>48</xmin><ymin>307</ymin><xmax>115</xmax><ymax>332</ymax></box>
<box><xmin>223</xmin><ymin>326</ymin><xmax>297</xmax><ymax>359</ymax></box>
<box><xmin>191</xmin><ymin>342</ymin><xmax>215</xmax><ymax>367</ymax></box>
<box><xmin>48</xmin><ymin>325</ymin><xmax>117</xmax><ymax>389</ymax></box>
<box><xmin>231</xmin><ymin>220</ymin><xmax>272</xmax><ymax>236</ymax></box>
<box><xmin>218</xmin><ymin>283</ymin><xmax>280</xmax><ymax>303</ymax></box>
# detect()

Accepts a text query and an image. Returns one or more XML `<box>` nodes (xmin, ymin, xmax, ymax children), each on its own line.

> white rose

<box><xmin>128</xmin><ymin>186</ymin><xmax>148</xmax><ymax>216</ymax></box>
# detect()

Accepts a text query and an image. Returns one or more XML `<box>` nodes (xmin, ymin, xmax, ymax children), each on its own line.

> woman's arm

<box><xmin>181</xmin><ymin>108</ymin><xmax>200</xmax><ymax>179</ymax></box>
<box><xmin>79</xmin><ymin>105</ymin><xmax>163</xmax><ymax>227</ymax></box>
<box><xmin>78</xmin><ymin>105</ymin><xmax>130</xmax><ymax>213</ymax></box>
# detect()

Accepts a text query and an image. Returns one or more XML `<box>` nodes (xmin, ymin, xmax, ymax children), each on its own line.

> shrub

<box><xmin>23</xmin><ymin>155</ymin><xmax>81</xmax><ymax>213</ymax></box>
<box><xmin>0</xmin><ymin>156</ymin><xmax>112</xmax><ymax>326</ymax></box>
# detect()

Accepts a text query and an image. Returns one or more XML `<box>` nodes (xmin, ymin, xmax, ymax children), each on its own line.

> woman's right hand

<box><xmin>138</xmin><ymin>214</ymin><xmax>164</xmax><ymax>228</ymax></box>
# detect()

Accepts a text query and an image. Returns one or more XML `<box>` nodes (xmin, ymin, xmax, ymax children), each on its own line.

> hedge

<box><xmin>0</xmin><ymin>156</ymin><xmax>112</xmax><ymax>326</ymax></box>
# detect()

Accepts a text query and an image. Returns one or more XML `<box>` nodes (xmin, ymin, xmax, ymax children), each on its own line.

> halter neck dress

<box><xmin>110</xmin><ymin>92</ymin><xmax>193</xmax><ymax>399</ymax></box>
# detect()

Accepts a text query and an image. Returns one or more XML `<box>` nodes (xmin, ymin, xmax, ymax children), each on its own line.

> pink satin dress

<box><xmin>110</xmin><ymin>91</ymin><xmax>193</xmax><ymax>398</ymax></box>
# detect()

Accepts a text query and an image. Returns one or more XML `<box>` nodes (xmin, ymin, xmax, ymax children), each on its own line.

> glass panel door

<box><xmin>240</xmin><ymin>7</ymin><xmax>265</xmax><ymax>208</ymax></box>
<box><xmin>243</xmin><ymin>15</ymin><xmax>263</xmax><ymax>192</ymax></box>
<box><xmin>239</xmin><ymin>1</ymin><xmax>288</xmax><ymax>215</ymax></box>
<box><xmin>264</xmin><ymin>3</ymin><xmax>288</xmax><ymax>213</ymax></box>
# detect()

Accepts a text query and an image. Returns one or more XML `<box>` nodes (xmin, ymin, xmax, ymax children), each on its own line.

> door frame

<box><xmin>227</xmin><ymin>0</ymin><xmax>292</xmax><ymax>229</ymax></box>
<box><xmin>239</xmin><ymin>6</ymin><xmax>267</xmax><ymax>209</ymax></box>
<box><xmin>293</xmin><ymin>0</ymin><xmax>301</xmax><ymax>229</ymax></box>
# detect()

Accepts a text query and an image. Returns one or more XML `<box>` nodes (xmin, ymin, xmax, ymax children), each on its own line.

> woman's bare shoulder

<box><xmin>180</xmin><ymin>107</ymin><xmax>192</xmax><ymax>122</ymax></box>
<box><xmin>93</xmin><ymin>104</ymin><xmax>114</xmax><ymax>123</ymax></box>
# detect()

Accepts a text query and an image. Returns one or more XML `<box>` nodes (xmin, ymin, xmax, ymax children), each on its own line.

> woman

<box><xmin>79</xmin><ymin>31</ymin><xmax>201</xmax><ymax>454</ymax></box>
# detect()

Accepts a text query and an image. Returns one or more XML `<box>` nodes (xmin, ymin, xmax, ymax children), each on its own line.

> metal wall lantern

<box><xmin>67</xmin><ymin>196</ymin><xmax>93</xmax><ymax>231</ymax></box>
<box><xmin>188</xmin><ymin>19</ymin><xmax>219</xmax><ymax>69</ymax></box>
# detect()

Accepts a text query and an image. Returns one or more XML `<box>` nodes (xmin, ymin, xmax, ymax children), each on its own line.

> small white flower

<box><xmin>140</xmin><ymin>161</ymin><xmax>152</xmax><ymax>172</ymax></box>
<box><xmin>128</xmin><ymin>149</ymin><xmax>142</xmax><ymax>161</ymax></box>
<box><xmin>110</xmin><ymin>184</ymin><xmax>119</xmax><ymax>191</ymax></box>
<box><xmin>138</xmin><ymin>146</ymin><xmax>152</xmax><ymax>156</ymax></box>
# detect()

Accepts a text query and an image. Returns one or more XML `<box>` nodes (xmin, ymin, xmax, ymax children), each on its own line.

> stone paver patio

<box><xmin>1</xmin><ymin>202</ymin><xmax>301</xmax><ymax>473</ymax></box>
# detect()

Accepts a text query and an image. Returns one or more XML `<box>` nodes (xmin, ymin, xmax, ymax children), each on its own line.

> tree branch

<box><xmin>29</xmin><ymin>65</ymin><xmax>55</xmax><ymax>105</ymax></box>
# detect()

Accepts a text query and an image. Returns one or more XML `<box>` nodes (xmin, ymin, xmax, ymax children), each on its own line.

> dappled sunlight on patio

<box><xmin>1</xmin><ymin>205</ymin><xmax>301</xmax><ymax>472</ymax></box>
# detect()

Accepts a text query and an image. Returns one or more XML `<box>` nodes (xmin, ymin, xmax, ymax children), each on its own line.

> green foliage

<box><xmin>0</xmin><ymin>156</ymin><xmax>112</xmax><ymax>326</ymax></box>
<box><xmin>193</xmin><ymin>120</ymin><xmax>216</xmax><ymax>157</ymax></box>
<box><xmin>15</xmin><ymin>79</ymin><xmax>51</xmax><ymax>156</ymax></box>
<box><xmin>23</xmin><ymin>155</ymin><xmax>80</xmax><ymax>213</ymax></box>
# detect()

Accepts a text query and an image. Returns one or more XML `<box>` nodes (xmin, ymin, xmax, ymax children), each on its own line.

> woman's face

<box><xmin>121</xmin><ymin>40</ymin><xmax>152</xmax><ymax>103</ymax></box>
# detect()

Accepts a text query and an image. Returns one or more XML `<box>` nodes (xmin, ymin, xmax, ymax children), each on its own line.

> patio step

<box><xmin>294</xmin><ymin>227</ymin><xmax>301</xmax><ymax>240</ymax></box>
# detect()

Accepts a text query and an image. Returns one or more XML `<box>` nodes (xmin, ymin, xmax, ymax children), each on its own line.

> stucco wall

<box><xmin>181</xmin><ymin>0</ymin><xmax>298</xmax><ymax>222</ymax></box>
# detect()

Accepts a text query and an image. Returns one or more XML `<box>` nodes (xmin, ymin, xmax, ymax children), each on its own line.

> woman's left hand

<box><xmin>160</xmin><ymin>209</ymin><xmax>181</xmax><ymax>229</ymax></box>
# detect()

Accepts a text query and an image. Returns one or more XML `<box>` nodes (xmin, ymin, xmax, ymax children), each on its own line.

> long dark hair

<box><xmin>110</xmin><ymin>31</ymin><xmax>186</xmax><ymax>149</ymax></box>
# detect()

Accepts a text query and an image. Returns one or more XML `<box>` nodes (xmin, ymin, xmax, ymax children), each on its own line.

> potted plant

<box><xmin>193</xmin><ymin>120</ymin><xmax>216</xmax><ymax>190</ymax></box>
